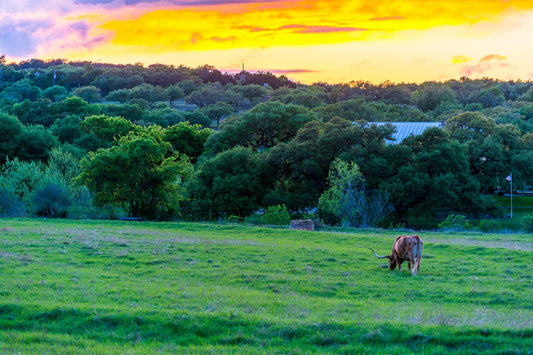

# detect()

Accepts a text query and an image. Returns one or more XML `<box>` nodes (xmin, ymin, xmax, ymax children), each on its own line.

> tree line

<box><xmin>1</xmin><ymin>58</ymin><xmax>532</xmax><ymax>227</ymax></box>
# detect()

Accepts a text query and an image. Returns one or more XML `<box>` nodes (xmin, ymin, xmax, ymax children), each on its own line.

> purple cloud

<box><xmin>268</xmin><ymin>68</ymin><xmax>319</xmax><ymax>74</ymax></box>
<box><xmin>210</xmin><ymin>36</ymin><xmax>237</xmax><ymax>42</ymax></box>
<box><xmin>0</xmin><ymin>17</ymin><xmax>53</xmax><ymax>57</ymax></box>
<box><xmin>74</xmin><ymin>0</ymin><xmax>281</xmax><ymax>6</ymax></box>
<box><xmin>0</xmin><ymin>12</ymin><xmax>112</xmax><ymax>58</ymax></box>
<box><xmin>460</xmin><ymin>54</ymin><xmax>510</xmax><ymax>76</ymax></box>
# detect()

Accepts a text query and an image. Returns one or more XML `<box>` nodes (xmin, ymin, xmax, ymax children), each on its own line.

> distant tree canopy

<box><xmin>1</xmin><ymin>58</ymin><xmax>532</xmax><ymax>224</ymax></box>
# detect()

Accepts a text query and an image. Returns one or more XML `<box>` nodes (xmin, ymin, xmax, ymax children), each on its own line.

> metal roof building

<box><xmin>372</xmin><ymin>122</ymin><xmax>445</xmax><ymax>145</ymax></box>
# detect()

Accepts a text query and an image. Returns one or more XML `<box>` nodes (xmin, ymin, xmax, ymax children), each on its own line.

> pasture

<box><xmin>0</xmin><ymin>219</ymin><xmax>531</xmax><ymax>354</ymax></box>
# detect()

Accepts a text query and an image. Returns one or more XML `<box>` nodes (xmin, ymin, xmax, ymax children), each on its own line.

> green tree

<box><xmin>42</xmin><ymin>85</ymin><xmax>68</xmax><ymax>102</ymax></box>
<box><xmin>52</xmin><ymin>96</ymin><xmax>94</xmax><ymax>116</ymax></box>
<box><xmin>127</xmin><ymin>83</ymin><xmax>167</xmax><ymax>104</ymax></box>
<box><xmin>106</xmin><ymin>89</ymin><xmax>130</xmax><ymax>103</ymax></box>
<box><xmin>78</xmin><ymin>128</ymin><xmax>193</xmax><ymax>219</ymax></box>
<box><xmin>185</xmin><ymin>84</ymin><xmax>227</xmax><ymax>108</ymax></box>
<box><xmin>312</xmin><ymin>98</ymin><xmax>386</xmax><ymax>122</ymax></box>
<box><xmin>262</xmin><ymin>118</ymin><xmax>394</xmax><ymax>212</ymax></box>
<box><xmin>164</xmin><ymin>84</ymin><xmax>185</xmax><ymax>106</ymax></box>
<box><xmin>205</xmin><ymin>101</ymin><xmax>317</xmax><ymax>155</ymax></box>
<box><xmin>318</xmin><ymin>159</ymin><xmax>392</xmax><ymax>227</ymax></box>
<box><xmin>445</xmin><ymin>112</ymin><xmax>496</xmax><ymax>142</ymax></box>
<box><xmin>72</xmin><ymin>86</ymin><xmax>102</xmax><ymax>103</ymax></box>
<box><xmin>261</xmin><ymin>204</ymin><xmax>291</xmax><ymax>225</ymax></box>
<box><xmin>202</xmin><ymin>102</ymin><xmax>233</xmax><ymax>127</ymax></box>
<box><xmin>12</xmin><ymin>98</ymin><xmax>55</xmax><ymax>126</ymax></box>
<box><xmin>0</xmin><ymin>112</ymin><xmax>23</xmax><ymax>163</ymax></box>
<box><xmin>272</xmin><ymin>86</ymin><xmax>327</xmax><ymax>108</ymax></box>
<box><xmin>0</xmin><ymin>79</ymin><xmax>42</xmax><ymax>102</ymax></box>
<box><xmin>17</xmin><ymin>125</ymin><xmax>59</xmax><ymax>162</ymax></box>
<box><xmin>163</xmin><ymin>122</ymin><xmax>212</xmax><ymax>164</ymax></box>
<box><xmin>230</xmin><ymin>84</ymin><xmax>267</xmax><ymax>105</ymax></box>
<box><xmin>382</xmin><ymin>130</ymin><xmax>501</xmax><ymax>222</ymax></box>
<box><xmin>467</xmin><ymin>87</ymin><xmax>505</xmax><ymax>108</ymax></box>
<box><xmin>411</xmin><ymin>83</ymin><xmax>456</xmax><ymax>112</ymax></box>
<box><xmin>0</xmin><ymin>158</ymin><xmax>45</xmax><ymax>216</ymax></box>
<box><xmin>185</xmin><ymin>147</ymin><xmax>266</xmax><ymax>220</ymax></box>
<box><xmin>182</xmin><ymin>110</ymin><xmax>211</xmax><ymax>127</ymax></box>
<box><xmin>32</xmin><ymin>183</ymin><xmax>72</xmax><ymax>217</ymax></box>
<box><xmin>80</xmin><ymin>115</ymin><xmax>138</xmax><ymax>144</ymax></box>
<box><xmin>101</xmin><ymin>103</ymin><xmax>145</xmax><ymax>122</ymax></box>
<box><xmin>51</xmin><ymin>115</ymin><xmax>82</xmax><ymax>144</ymax></box>
<box><xmin>517</xmin><ymin>86</ymin><xmax>533</xmax><ymax>102</ymax></box>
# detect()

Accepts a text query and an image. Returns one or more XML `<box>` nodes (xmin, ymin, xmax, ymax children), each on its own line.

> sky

<box><xmin>2</xmin><ymin>0</ymin><xmax>533</xmax><ymax>84</ymax></box>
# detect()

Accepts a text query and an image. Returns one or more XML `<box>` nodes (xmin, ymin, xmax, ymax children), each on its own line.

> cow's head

<box><xmin>369</xmin><ymin>248</ymin><xmax>396</xmax><ymax>270</ymax></box>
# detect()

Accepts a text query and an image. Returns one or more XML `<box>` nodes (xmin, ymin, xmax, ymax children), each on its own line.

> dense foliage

<box><xmin>1</xmin><ymin>58</ymin><xmax>532</xmax><ymax>226</ymax></box>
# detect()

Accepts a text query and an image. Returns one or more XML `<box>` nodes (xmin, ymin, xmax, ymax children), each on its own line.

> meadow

<box><xmin>0</xmin><ymin>219</ymin><xmax>531</xmax><ymax>354</ymax></box>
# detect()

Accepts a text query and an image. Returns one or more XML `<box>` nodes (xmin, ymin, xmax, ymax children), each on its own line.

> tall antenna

<box><xmin>242</xmin><ymin>63</ymin><xmax>244</xmax><ymax>72</ymax></box>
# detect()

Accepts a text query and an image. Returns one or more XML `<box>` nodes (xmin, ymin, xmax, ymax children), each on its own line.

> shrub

<box><xmin>243</xmin><ymin>214</ymin><xmax>262</xmax><ymax>225</ymax></box>
<box><xmin>520</xmin><ymin>214</ymin><xmax>533</xmax><ymax>233</ymax></box>
<box><xmin>261</xmin><ymin>204</ymin><xmax>291</xmax><ymax>226</ymax></box>
<box><xmin>477</xmin><ymin>219</ymin><xmax>501</xmax><ymax>233</ymax></box>
<box><xmin>224</xmin><ymin>215</ymin><xmax>242</xmax><ymax>224</ymax></box>
<box><xmin>0</xmin><ymin>187</ymin><xmax>26</xmax><ymax>217</ymax></box>
<box><xmin>32</xmin><ymin>183</ymin><xmax>72</xmax><ymax>218</ymax></box>
<box><xmin>438</xmin><ymin>214</ymin><xmax>470</xmax><ymax>231</ymax></box>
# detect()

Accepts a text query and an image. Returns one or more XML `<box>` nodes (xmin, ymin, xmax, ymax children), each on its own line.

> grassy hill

<box><xmin>0</xmin><ymin>219</ymin><xmax>531</xmax><ymax>353</ymax></box>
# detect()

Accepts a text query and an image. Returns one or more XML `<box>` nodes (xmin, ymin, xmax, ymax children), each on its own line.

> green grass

<box><xmin>0</xmin><ymin>219</ymin><xmax>531</xmax><ymax>353</ymax></box>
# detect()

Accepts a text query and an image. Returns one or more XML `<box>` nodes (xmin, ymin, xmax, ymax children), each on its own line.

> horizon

<box><xmin>2</xmin><ymin>1</ymin><xmax>533</xmax><ymax>84</ymax></box>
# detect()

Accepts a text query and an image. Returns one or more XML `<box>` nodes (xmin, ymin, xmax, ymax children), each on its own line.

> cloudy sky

<box><xmin>2</xmin><ymin>0</ymin><xmax>533</xmax><ymax>83</ymax></box>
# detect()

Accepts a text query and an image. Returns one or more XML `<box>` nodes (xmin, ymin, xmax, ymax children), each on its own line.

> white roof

<box><xmin>372</xmin><ymin>122</ymin><xmax>444</xmax><ymax>144</ymax></box>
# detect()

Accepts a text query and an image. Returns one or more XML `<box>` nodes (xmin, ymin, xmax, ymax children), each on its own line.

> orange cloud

<box><xmin>479</xmin><ymin>54</ymin><xmax>508</xmax><ymax>62</ymax></box>
<box><xmin>94</xmin><ymin>0</ymin><xmax>533</xmax><ymax>52</ymax></box>
<box><xmin>6</xmin><ymin>0</ymin><xmax>533</xmax><ymax>84</ymax></box>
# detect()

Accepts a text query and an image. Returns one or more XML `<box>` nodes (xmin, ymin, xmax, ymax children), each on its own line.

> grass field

<box><xmin>0</xmin><ymin>219</ymin><xmax>531</xmax><ymax>354</ymax></box>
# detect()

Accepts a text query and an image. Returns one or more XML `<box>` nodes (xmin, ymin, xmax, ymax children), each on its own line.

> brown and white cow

<box><xmin>369</xmin><ymin>235</ymin><xmax>424</xmax><ymax>275</ymax></box>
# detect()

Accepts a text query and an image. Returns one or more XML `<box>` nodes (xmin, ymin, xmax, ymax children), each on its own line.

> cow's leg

<box><xmin>412</xmin><ymin>259</ymin><xmax>420</xmax><ymax>275</ymax></box>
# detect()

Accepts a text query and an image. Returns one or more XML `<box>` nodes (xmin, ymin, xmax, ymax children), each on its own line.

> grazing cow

<box><xmin>289</xmin><ymin>219</ymin><xmax>315</xmax><ymax>231</ymax></box>
<box><xmin>369</xmin><ymin>235</ymin><xmax>423</xmax><ymax>275</ymax></box>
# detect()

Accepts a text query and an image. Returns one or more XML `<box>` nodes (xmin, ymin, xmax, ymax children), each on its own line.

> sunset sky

<box><xmin>2</xmin><ymin>0</ymin><xmax>533</xmax><ymax>84</ymax></box>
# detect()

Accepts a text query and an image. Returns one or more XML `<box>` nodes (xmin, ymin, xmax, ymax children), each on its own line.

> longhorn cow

<box><xmin>370</xmin><ymin>235</ymin><xmax>423</xmax><ymax>275</ymax></box>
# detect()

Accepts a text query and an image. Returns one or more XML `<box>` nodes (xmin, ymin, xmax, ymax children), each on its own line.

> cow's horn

<box><xmin>369</xmin><ymin>248</ymin><xmax>389</xmax><ymax>259</ymax></box>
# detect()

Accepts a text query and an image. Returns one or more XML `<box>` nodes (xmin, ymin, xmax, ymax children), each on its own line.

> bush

<box><xmin>243</xmin><ymin>214</ymin><xmax>262</xmax><ymax>225</ymax></box>
<box><xmin>477</xmin><ymin>219</ymin><xmax>501</xmax><ymax>233</ymax></box>
<box><xmin>438</xmin><ymin>214</ymin><xmax>470</xmax><ymax>231</ymax></box>
<box><xmin>224</xmin><ymin>215</ymin><xmax>242</xmax><ymax>224</ymax></box>
<box><xmin>32</xmin><ymin>183</ymin><xmax>72</xmax><ymax>218</ymax></box>
<box><xmin>261</xmin><ymin>204</ymin><xmax>291</xmax><ymax>226</ymax></box>
<box><xmin>0</xmin><ymin>187</ymin><xmax>26</xmax><ymax>217</ymax></box>
<box><xmin>520</xmin><ymin>214</ymin><xmax>533</xmax><ymax>232</ymax></box>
